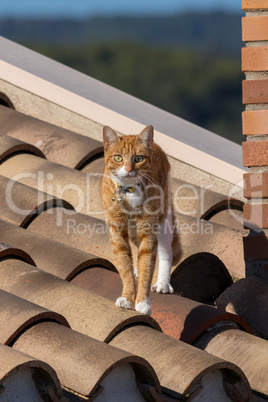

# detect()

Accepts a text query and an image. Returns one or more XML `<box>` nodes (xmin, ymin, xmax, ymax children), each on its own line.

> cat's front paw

<box><xmin>151</xmin><ymin>282</ymin><xmax>174</xmax><ymax>294</ymax></box>
<box><xmin>115</xmin><ymin>297</ymin><xmax>132</xmax><ymax>310</ymax></box>
<box><xmin>135</xmin><ymin>299</ymin><xmax>151</xmax><ymax>315</ymax></box>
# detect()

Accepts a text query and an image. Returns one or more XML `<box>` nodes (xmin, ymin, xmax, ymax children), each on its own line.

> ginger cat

<box><xmin>101</xmin><ymin>125</ymin><xmax>181</xmax><ymax>315</ymax></box>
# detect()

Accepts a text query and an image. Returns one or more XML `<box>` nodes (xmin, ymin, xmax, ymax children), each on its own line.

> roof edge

<box><xmin>0</xmin><ymin>36</ymin><xmax>245</xmax><ymax>186</ymax></box>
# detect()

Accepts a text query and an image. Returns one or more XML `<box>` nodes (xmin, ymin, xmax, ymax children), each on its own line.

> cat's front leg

<box><xmin>135</xmin><ymin>218</ymin><xmax>158</xmax><ymax>315</ymax></box>
<box><xmin>152</xmin><ymin>210</ymin><xmax>174</xmax><ymax>294</ymax></box>
<box><xmin>108</xmin><ymin>219</ymin><xmax>136</xmax><ymax>309</ymax></box>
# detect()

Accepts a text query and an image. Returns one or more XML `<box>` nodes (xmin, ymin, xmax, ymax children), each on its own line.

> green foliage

<box><xmin>27</xmin><ymin>41</ymin><xmax>243</xmax><ymax>144</ymax></box>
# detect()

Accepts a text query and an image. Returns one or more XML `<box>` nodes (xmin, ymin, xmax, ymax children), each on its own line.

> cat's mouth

<box><xmin>112</xmin><ymin>173</ymin><xmax>138</xmax><ymax>187</ymax></box>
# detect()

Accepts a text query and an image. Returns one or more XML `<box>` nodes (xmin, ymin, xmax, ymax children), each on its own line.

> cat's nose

<box><xmin>124</xmin><ymin>165</ymin><xmax>132</xmax><ymax>174</ymax></box>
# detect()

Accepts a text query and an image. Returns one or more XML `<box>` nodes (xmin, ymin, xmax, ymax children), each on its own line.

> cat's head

<box><xmin>103</xmin><ymin>125</ymin><xmax>154</xmax><ymax>185</ymax></box>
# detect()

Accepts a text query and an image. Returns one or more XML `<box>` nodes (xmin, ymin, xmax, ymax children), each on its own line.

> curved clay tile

<box><xmin>175</xmin><ymin>213</ymin><xmax>247</xmax><ymax>280</ymax></box>
<box><xmin>170</xmin><ymin>252</ymin><xmax>233</xmax><ymax>303</ymax></box>
<box><xmin>0</xmin><ymin>105</ymin><xmax>103</xmax><ymax>170</ymax></box>
<box><xmin>200</xmin><ymin>197</ymin><xmax>244</xmax><ymax>220</ymax></box>
<box><xmin>0</xmin><ymin>344</ymin><xmax>62</xmax><ymax>401</ymax></box>
<box><xmin>110</xmin><ymin>325</ymin><xmax>251</xmax><ymax>400</ymax></box>
<box><xmin>172</xmin><ymin>177</ymin><xmax>230</xmax><ymax>218</ymax></box>
<box><xmin>194</xmin><ymin>328</ymin><xmax>268</xmax><ymax>397</ymax></box>
<box><xmin>0</xmin><ymin>289</ymin><xmax>69</xmax><ymax>345</ymax></box>
<box><xmin>0</xmin><ymin>242</ymin><xmax>35</xmax><ymax>266</ymax></box>
<box><xmin>216</xmin><ymin>276</ymin><xmax>268</xmax><ymax>339</ymax></box>
<box><xmin>0</xmin><ymin>153</ymin><xmax>103</xmax><ymax>218</ymax></box>
<box><xmin>70</xmin><ymin>267</ymin><xmax>252</xmax><ymax>342</ymax></box>
<box><xmin>13</xmin><ymin>321</ymin><xmax>161</xmax><ymax>400</ymax></box>
<box><xmin>0</xmin><ymin>259</ymin><xmax>161</xmax><ymax>343</ymax></box>
<box><xmin>0</xmin><ymin>133</ymin><xmax>45</xmax><ymax>163</ymax></box>
<box><xmin>0</xmin><ymin>175</ymin><xmax>73</xmax><ymax>227</ymax></box>
<box><xmin>71</xmin><ymin>266</ymin><xmax>123</xmax><ymax>298</ymax></box>
<box><xmin>208</xmin><ymin>208</ymin><xmax>244</xmax><ymax>231</ymax></box>
<box><xmin>27</xmin><ymin>209</ymin><xmax>113</xmax><ymax>261</ymax></box>
<box><xmin>81</xmin><ymin>154</ymin><xmax>104</xmax><ymax>174</ymax></box>
<box><xmin>27</xmin><ymin>208</ymin><xmax>246</xmax><ymax>282</ymax></box>
<box><xmin>0</xmin><ymin>220</ymin><xmax>115</xmax><ymax>280</ymax></box>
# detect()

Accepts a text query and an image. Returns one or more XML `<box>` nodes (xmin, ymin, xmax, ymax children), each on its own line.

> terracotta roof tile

<box><xmin>26</xmin><ymin>208</ymin><xmax>113</xmax><ymax>260</ymax></box>
<box><xmin>0</xmin><ymin>289</ymin><xmax>69</xmax><ymax>345</ymax></box>
<box><xmin>216</xmin><ymin>276</ymin><xmax>268</xmax><ymax>339</ymax></box>
<box><xmin>0</xmin><ymin>241</ymin><xmax>35</xmax><ymax>265</ymax></box>
<box><xmin>172</xmin><ymin>177</ymin><xmax>244</xmax><ymax>221</ymax></box>
<box><xmin>80</xmin><ymin>154</ymin><xmax>105</xmax><ymax>174</ymax></box>
<box><xmin>0</xmin><ymin>343</ymin><xmax>62</xmax><ymax>401</ymax></box>
<box><xmin>0</xmin><ymin>153</ymin><xmax>103</xmax><ymax>217</ymax></box>
<box><xmin>27</xmin><ymin>206</ymin><xmax>244</xmax><ymax>299</ymax></box>
<box><xmin>194</xmin><ymin>329</ymin><xmax>268</xmax><ymax>397</ymax></box>
<box><xmin>0</xmin><ymin>258</ymin><xmax>161</xmax><ymax>342</ymax></box>
<box><xmin>0</xmin><ymin>220</ymin><xmax>114</xmax><ymax>280</ymax></box>
<box><xmin>110</xmin><ymin>325</ymin><xmax>252</xmax><ymax>400</ymax></box>
<box><xmin>176</xmin><ymin>213</ymin><xmax>247</xmax><ymax>280</ymax></box>
<box><xmin>0</xmin><ymin>132</ymin><xmax>45</xmax><ymax>163</ymax></box>
<box><xmin>70</xmin><ymin>266</ymin><xmax>252</xmax><ymax>343</ymax></box>
<box><xmin>0</xmin><ymin>105</ymin><xmax>103</xmax><ymax>169</ymax></box>
<box><xmin>13</xmin><ymin>321</ymin><xmax>161</xmax><ymax>400</ymax></box>
<box><xmin>0</xmin><ymin>174</ymin><xmax>73</xmax><ymax>227</ymax></box>
<box><xmin>208</xmin><ymin>208</ymin><xmax>244</xmax><ymax>231</ymax></box>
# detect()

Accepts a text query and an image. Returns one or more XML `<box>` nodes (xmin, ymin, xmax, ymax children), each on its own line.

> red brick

<box><xmin>244</xmin><ymin>172</ymin><xmax>268</xmax><ymax>198</ymax></box>
<box><xmin>242</xmin><ymin>110</ymin><xmax>268</xmax><ymax>135</ymax></box>
<box><xmin>244</xmin><ymin>203</ymin><xmax>268</xmax><ymax>228</ymax></box>
<box><xmin>242</xmin><ymin>0</ymin><xmax>268</xmax><ymax>9</ymax></box>
<box><xmin>242</xmin><ymin>141</ymin><xmax>268</xmax><ymax>166</ymax></box>
<box><xmin>242</xmin><ymin>46</ymin><xmax>268</xmax><ymax>72</ymax></box>
<box><xmin>244</xmin><ymin>234</ymin><xmax>268</xmax><ymax>260</ymax></box>
<box><xmin>242</xmin><ymin>16</ymin><xmax>268</xmax><ymax>42</ymax></box>
<box><xmin>242</xmin><ymin>79</ymin><xmax>268</xmax><ymax>104</ymax></box>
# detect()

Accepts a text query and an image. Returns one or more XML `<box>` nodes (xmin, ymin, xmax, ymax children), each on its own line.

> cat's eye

<box><xmin>114</xmin><ymin>155</ymin><xmax>123</xmax><ymax>163</ymax></box>
<box><xmin>134</xmin><ymin>155</ymin><xmax>145</xmax><ymax>163</ymax></box>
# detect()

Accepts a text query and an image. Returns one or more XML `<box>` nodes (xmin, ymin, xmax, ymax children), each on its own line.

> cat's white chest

<box><xmin>125</xmin><ymin>187</ymin><xmax>143</xmax><ymax>208</ymax></box>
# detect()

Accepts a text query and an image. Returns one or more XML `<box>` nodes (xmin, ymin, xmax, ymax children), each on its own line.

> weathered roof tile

<box><xmin>0</xmin><ymin>220</ymin><xmax>114</xmax><ymax>280</ymax></box>
<box><xmin>0</xmin><ymin>105</ymin><xmax>103</xmax><ymax>169</ymax></box>
<box><xmin>13</xmin><ymin>321</ymin><xmax>161</xmax><ymax>399</ymax></box>
<box><xmin>110</xmin><ymin>325</ymin><xmax>252</xmax><ymax>400</ymax></box>
<box><xmin>194</xmin><ymin>328</ymin><xmax>268</xmax><ymax>397</ymax></box>
<box><xmin>0</xmin><ymin>343</ymin><xmax>63</xmax><ymax>401</ymax></box>
<box><xmin>216</xmin><ymin>276</ymin><xmax>268</xmax><ymax>339</ymax></box>
<box><xmin>0</xmin><ymin>174</ymin><xmax>73</xmax><ymax>227</ymax></box>
<box><xmin>0</xmin><ymin>258</ymin><xmax>161</xmax><ymax>342</ymax></box>
<box><xmin>0</xmin><ymin>241</ymin><xmax>35</xmax><ymax>266</ymax></box>
<box><xmin>70</xmin><ymin>265</ymin><xmax>252</xmax><ymax>342</ymax></box>
<box><xmin>0</xmin><ymin>289</ymin><xmax>69</xmax><ymax>345</ymax></box>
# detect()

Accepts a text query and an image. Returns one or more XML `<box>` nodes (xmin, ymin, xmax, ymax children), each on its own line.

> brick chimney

<box><xmin>242</xmin><ymin>0</ymin><xmax>268</xmax><ymax>280</ymax></box>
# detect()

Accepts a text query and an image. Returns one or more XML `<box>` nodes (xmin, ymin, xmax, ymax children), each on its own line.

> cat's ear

<box><xmin>138</xmin><ymin>125</ymin><xmax>154</xmax><ymax>148</ymax></box>
<box><xmin>103</xmin><ymin>126</ymin><xmax>120</xmax><ymax>150</ymax></box>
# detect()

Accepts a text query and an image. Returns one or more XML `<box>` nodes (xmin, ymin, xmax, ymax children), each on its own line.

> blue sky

<box><xmin>0</xmin><ymin>0</ymin><xmax>242</xmax><ymax>18</ymax></box>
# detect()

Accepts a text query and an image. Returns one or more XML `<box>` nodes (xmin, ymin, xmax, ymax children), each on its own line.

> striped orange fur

<box><xmin>101</xmin><ymin>125</ymin><xmax>181</xmax><ymax>315</ymax></box>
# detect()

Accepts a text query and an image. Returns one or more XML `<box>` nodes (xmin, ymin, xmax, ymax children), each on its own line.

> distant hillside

<box><xmin>0</xmin><ymin>11</ymin><xmax>243</xmax><ymax>57</ymax></box>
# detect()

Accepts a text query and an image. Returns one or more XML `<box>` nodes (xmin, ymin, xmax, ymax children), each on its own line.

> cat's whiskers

<box><xmin>140</xmin><ymin>174</ymin><xmax>158</xmax><ymax>188</ymax></box>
